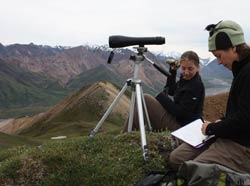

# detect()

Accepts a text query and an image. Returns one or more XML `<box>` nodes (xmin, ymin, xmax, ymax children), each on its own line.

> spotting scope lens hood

<box><xmin>109</xmin><ymin>35</ymin><xmax>165</xmax><ymax>48</ymax></box>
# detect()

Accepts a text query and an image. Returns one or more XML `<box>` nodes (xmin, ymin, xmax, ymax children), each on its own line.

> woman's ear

<box><xmin>232</xmin><ymin>46</ymin><xmax>237</xmax><ymax>53</ymax></box>
<box><xmin>232</xmin><ymin>47</ymin><xmax>240</xmax><ymax>61</ymax></box>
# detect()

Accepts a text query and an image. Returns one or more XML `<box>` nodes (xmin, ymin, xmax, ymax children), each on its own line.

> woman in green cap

<box><xmin>169</xmin><ymin>20</ymin><xmax>250</xmax><ymax>174</ymax></box>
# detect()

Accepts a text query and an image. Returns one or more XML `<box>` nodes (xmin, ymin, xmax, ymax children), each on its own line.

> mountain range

<box><xmin>0</xmin><ymin>43</ymin><xmax>232</xmax><ymax>118</ymax></box>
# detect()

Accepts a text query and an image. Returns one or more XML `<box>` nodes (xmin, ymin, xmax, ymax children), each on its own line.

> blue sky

<box><xmin>1</xmin><ymin>0</ymin><xmax>250</xmax><ymax>58</ymax></box>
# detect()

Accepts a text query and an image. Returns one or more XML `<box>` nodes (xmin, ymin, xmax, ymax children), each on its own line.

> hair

<box><xmin>180</xmin><ymin>51</ymin><xmax>200</xmax><ymax>67</ymax></box>
<box><xmin>236</xmin><ymin>44</ymin><xmax>250</xmax><ymax>61</ymax></box>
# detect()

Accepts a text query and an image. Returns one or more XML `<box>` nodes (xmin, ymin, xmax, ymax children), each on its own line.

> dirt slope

<box><xmin>203</xmin><ymin>92</ymin><xmax>229</xmax><ymax>122</ymax></box>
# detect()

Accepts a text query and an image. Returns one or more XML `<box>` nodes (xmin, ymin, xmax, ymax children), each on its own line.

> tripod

<box><xmin>89</xmin><ymin>47</ymin><xmax>170</xmax><ymax>161</ymax></box>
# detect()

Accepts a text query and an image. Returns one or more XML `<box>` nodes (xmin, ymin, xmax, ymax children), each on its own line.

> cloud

<box><xmin>0</xmin><ymin>0</ymin><xmax>250</xmax><ymax>58</ymax></box>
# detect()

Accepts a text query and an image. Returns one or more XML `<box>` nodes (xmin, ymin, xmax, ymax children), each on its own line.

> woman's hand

<box><xmin>201</xmin><ymin>121</ymin><xmax>211</xmax><ymax>135</ymax></box>
<box><xmin>202</xmin><ymin>120</ymin><xmax>221</xmax><ymax>135</ymax></box>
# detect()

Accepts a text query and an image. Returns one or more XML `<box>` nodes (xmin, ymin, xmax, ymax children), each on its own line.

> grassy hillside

<box><xmin>0</xmin><ymin>59</ymin><xmax>72</xmax><ymax>118</ymax></box>
<box><xmin>66</xmin><ymin>65</ymin><xmax>124</xmax><ymax>89</ymax></box>
<box><xmin>0</xmin><ymin>105</ymin><xmax>51</xmax><ymax>119</ymax></box>
<box><xmin>16</xmin><ymin>82</ymin><xmax>129</xmax><ymax>138</ymax></box>
<box><xmin>0</xmin><ymin>90</ymin><xmax>230</xmax><ymax>185</ymax></box>
<box><xmin>66</xmin><ymin>64</ymin><xmax>164</xmax><ymax>96</ymax></box>
<box><xmin>0</xmin><ymin>132</ymin><xmax>40</xmax><ymax>149</ymax></box>
<box><xmin>0</xmin><ymin>132</ymin><xmax>172</xmax><ymax>186</ymax></box>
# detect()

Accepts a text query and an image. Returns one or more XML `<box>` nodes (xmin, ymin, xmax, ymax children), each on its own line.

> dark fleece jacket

<box><xmin>206</xmin><ymin>55</ymin><xmax>250</xmax><ymax>147</ymax></box>
<box><xmin>156</xmin><ymin>71</ymin><xmax>205</xmax><ymax>126</ymax></box>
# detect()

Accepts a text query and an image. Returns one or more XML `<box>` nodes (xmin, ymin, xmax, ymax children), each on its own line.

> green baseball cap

<box><xmin>206</xmin><ymin>20</ymin><xmax>245</xmax><ymax>51</ymax></box>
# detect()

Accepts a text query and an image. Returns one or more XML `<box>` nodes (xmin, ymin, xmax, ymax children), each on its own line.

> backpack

<box><xmin>178</xmin><ymin>160</ymin><xmax>250</xmax><ymax>186</ymax></box>
<box><xmin>136</xmin><ymin>170</ymin><xmax>181</xmax><ymax>186</ymax></box>
<box><xmin>136</xmin><ymin>161</ymin><xmax>250</xmax><ymax>186</ymax></box>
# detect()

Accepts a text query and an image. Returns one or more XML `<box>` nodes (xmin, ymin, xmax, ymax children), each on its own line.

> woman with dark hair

<box><xmin>169</xmin><ymin>20</ymin><xmax>250</xmax><ymax>174</ymax></box>
<box><xmin>123</xmin><ymin>50</ymin><xmax>205</xmax><ymax>132</ymax></box>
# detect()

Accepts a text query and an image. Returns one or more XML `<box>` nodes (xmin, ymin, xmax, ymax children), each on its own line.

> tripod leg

<box><xmin>89</xmin><ymin>83</ymin><xmax>128</xmax><ymax>137</ymax></box>
<box><xmin>140</xmin><ymin>87</ymin><xmax>153</xmax><ymax>132</ymax></box>
<box><xmin>135</xmin><ymin>83</ymin><xmax>148</xmax><ymax>161</ymax></box>
<box><xmin>127</xmin><ymin>91</ymin><xmax>136</xmax><ymax>132</ymax></box>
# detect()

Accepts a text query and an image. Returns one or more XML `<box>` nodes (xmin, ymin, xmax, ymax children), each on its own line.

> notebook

<box><xmin>171</xmin><ymin>119</ymin><xmax>215</xmax><ymax>148</ymax></box>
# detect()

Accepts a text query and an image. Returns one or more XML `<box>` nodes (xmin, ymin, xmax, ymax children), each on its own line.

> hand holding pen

<box><xmin>201</xmin><ymin>119</ymin><xmax>221</xmax><ymax>135</ymax></box>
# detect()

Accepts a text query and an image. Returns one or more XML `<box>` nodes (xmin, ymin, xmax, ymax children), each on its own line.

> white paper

<box><xmin>171</xmin><ymin>119</ymin><xmax>213</xmax><ymax>148</ymax></box>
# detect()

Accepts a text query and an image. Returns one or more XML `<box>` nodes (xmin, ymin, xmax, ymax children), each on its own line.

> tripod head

<box><xmin>129</xmin><ymin>46</ymin><xmax>147</xmax><ymax>63</ymax></box>
<box><xmin>108</xmin><ymin>48</ymin><xmax>171</xmax><ymax>78</ymax></box>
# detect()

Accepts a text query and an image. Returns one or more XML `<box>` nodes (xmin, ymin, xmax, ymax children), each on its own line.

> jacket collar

<box><xmin>232</xmin><ymin>55</ymin><xmax>250</xmax><ymax>77</ymax></box>
<box><xmin>179</xmin><ymin>72</ymin><xmax>200</xmax><ymax>85</ymax></box>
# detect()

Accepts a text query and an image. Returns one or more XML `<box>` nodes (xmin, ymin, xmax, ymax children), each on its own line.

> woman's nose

<box><xmin>183</xmin><ymin>70</ymin><xmax>188</xmax><ymax>74</ymax></box>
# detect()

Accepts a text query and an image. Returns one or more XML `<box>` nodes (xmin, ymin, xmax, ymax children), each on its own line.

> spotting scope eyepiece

<box><xmin>109</xmin><ymin>35</ymin><xmax>165</xmax><ymax>48</ymax></box>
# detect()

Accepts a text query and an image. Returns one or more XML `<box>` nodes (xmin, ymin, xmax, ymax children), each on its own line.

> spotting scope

<box><xmin>109</xmin><ymin>35</ymin><xmax>165</xmax><ymax>48</ymax></box>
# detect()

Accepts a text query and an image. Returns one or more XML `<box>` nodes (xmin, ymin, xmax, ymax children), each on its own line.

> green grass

<box><xmin>18</xmin><ymin>83</ymin><xmax>127</xmax><ymax>138</ymax></box>
<box><xmin>0</xmin><ymin>59</ymin><xmax>72</xmax><ymax>119</ymax></box>
<box><xmin>20</xmin><ymin>120</ymin><xmax>122</xmax><ymax>140</ymax></box>
<box><xmin>0</xmin><ymin>105</ymin><xmax>52</xmax><ymax>119</ymax></box>
<box><xmin>0</xmin><ymin>132</ymin><xmax>41</xmax><ymax>149</ymax></box>
<box><xmin>0</xmin><ymin>132</ymin><xmax>172</xmax><ymax>186</ymax></box>
<box><xmin>66</xmin><ymin>65</ymin><xmax>125</xmax><ymax>90</ymax></box>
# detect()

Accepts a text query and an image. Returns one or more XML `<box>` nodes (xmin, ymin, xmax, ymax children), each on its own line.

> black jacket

<box><xmin>206</xmin><ymin>55</ymin><xmax>250</xmax><ymax>146</ymax></box>
<box><xmin>156</xmin><ymin>69</ymin><xmax>205</xmax><ymax>126</ymax></box>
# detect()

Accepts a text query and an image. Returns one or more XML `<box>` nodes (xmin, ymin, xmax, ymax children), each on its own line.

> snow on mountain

<box><xmin>200</xmin><ymin>57</ymin><xmax>215</xmax><ymax>67</ymax></box>
<box><xmin>165</xmin><ymin>51</ymin><xmax>182</xmax><ymax>59</ymax></box>
<box><xmin>153</xmin><ymin>50</ymin><xmax>216</xmax><ymax>67</ymax></box>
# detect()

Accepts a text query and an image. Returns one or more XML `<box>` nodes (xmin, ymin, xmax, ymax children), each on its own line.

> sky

<box><xmin>1</xmin><ymin>0</ymin><xmax>250</xmax><ymax>59</ymax></box>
